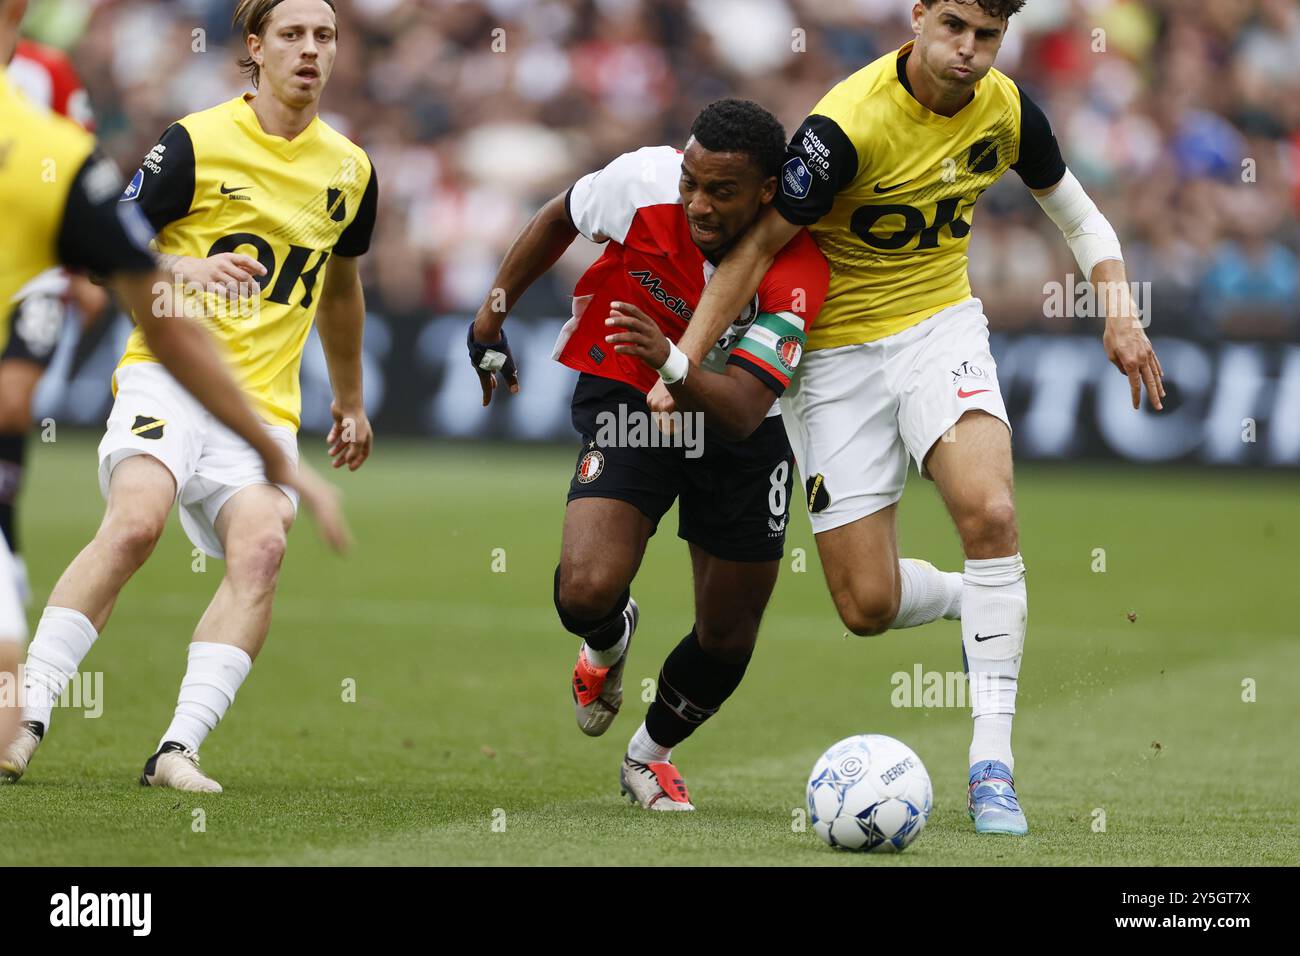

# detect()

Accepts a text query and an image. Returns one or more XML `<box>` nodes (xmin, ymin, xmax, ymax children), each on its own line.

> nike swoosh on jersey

<box><xmin>957</xmin><ymin>387</ymin><xmax>992</xmax><ymax>398</ymax></box>
<box><xmin>873</xmin><ymin>178</ymin><xmax>915</xmax><ymax>193</ymax></box>
<box><xmin>220</xmin><ymin>182</ymin><xmax>251</xmax><ymax>195</ymax></box>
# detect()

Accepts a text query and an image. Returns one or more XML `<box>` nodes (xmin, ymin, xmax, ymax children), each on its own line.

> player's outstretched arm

<box><xmin>606</xmin><ymin>302</ymin><xmax>776</xmax><ymax>441</ymax></box>
<box><xmin>119</xmin><ymin>271</ymin><xmax>350</xmax><ymax>553</ymax></box>
<box><xmin>316</xmin><ymin>254</ymin><xmax>373</xmax><ymax>471</ymax></box>
<box><xmin>645</xmin><ymin>207</ymin><xmax>802</xmax><ymax>419</ymax></box>
<box><xmin>677</xmin><ymin>206</ymin><xmax>801</xmax><ymax>362</ymax></box>
<box><xmin>469</xmin><ymin>191</ymin><xmax>579</xmax><ymax>406</ymax></box>
<box><xmin>120</xmin><ymin>271</ymin><xmax>286</xmax><ymax>469</ymax></box>
<box><xmin>56</xmin><ymin>151</ymin><xmax>325</xmax><ymax>488</ymax></box>
<box><xmin>1030</xmin><ymin>174</ymin><xmax>1164</xmax><ymax>411</ymax></box>
<box><xmin>58</xmin><ymin>146</ymin><xmax>351</xmax><ymax>551</ymax></box>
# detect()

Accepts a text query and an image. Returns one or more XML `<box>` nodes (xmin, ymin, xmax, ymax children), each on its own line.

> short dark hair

<box><xmin>689</xmin><ymin>99</ymin><xmax>787</xmax><ymax>180</ymax></box>
<box><xmin>921</xmin><ymin>0</ymin><xmax>1026</xmax><ymax>20</ymax></box>
<box><xmin>234</xmin><ymin>0</ymin><xmax>338</xmax><ymax>89</ymax></box>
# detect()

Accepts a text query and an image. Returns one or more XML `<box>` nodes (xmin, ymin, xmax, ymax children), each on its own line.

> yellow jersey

<box><xmin>117</xmin><ymin>94</ymin><xmax>378</xmax><ymax>430</ymax></box>
<box><xmin>774</xmin><ymin>41</ymin><xmax>1066</xmax><ymax>350</ymax></box>
<box><xmin>0</xmin><ymin>69</ymin><xmax>155</xmax><ymax>350</ymax></box>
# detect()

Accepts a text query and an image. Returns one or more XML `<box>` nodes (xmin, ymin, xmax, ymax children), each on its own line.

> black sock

<box><xmin>552</xmin><ymin>565</ymin><xmax>629</xmax><ymax>651</ymax></box>
<box><xmin>644</xmin><ymin>630</ymin><xmax>752</xmax><ymax>749</ymax></box>
<box><xmin>0</xmin><ymin>433</ymin><xmax>26</xmax><ymax>553</ymax></box>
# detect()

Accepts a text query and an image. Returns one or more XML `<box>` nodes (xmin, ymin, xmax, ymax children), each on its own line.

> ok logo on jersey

<box><xmin>849</xmin><ymin>194</ymin><xmax>983</xmax><ymax>252</ymax></box>
<box><xmin>207</xmin><ymin>233</ymin><xmax>330</xmax><ymax>308</ymax></box>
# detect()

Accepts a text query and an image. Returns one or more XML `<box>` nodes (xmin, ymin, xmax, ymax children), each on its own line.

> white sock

<box><xmin>583</xmin><ymin>609</ymin><xmax>630</xmax><ymax>668</ymax></box>
<box><xmin>159</xmin><ymin>642</ymin><xmax>252</xmax><ymax>752</ymax></box>
<box><xmin>627</xmin><ymin>720</ymin><xmax>672</xmax><ymax>765</ymax></box>
<box><xmin>22</xmin><ymin>607</ymin><xmax>99</xmax><ymax>729</ymax></box>
<box><xmin>970</xmin><ymin>714</ymin><xmax>1015</xmax><ymax>772</ymax></box>
<box><xmin>961</xmin><ymin>554</ymin><xmax>1026</xmax><ymax>768</ymax></box>
<box><xmin>893</xmin><ymin>559</ymin><xmax>963</xmax><ymax>628</ymax></box>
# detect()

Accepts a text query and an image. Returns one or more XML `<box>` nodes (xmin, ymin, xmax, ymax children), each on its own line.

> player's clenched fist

<box><xmin>327</xmin><ymin>402</ymin><xmax>372</xmax><ymax>471</ymax></box>
<box><xmin>645</xmin><ymin>379</ymin><xmax>677</xmax><ymax>418</ymax></box>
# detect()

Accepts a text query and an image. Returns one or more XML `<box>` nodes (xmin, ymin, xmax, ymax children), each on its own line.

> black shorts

<box><xmin>2</xmin><ymin>292</ymin><xmax>67</xmax><ymax>368</ymax></box>
<box><xmin>566</xmin><ymin>373</ymin><xmax>795</xmax><ymax>562</ymax></box>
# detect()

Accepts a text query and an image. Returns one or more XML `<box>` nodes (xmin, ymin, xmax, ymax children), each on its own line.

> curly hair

<box><xmin>233</xmin><ymin>0</ymin><xmax>338</xmax><ymax>89</ymax></box>
<box><xmin>689</xmin><ymin>99</ymin><xmax>788</xmax><ymax>180</ymax></box>
<box><xmin>921</xmin><ymin>0</ymin><xmax>1027</xmax><ymax>20</ymax></box>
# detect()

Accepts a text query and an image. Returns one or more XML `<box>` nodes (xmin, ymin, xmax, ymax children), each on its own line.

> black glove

<box><xmin>467</xmin><ymin>325</ymin><xmax>517</xmax><ymax>377</ymax></box>
<box><xmin>467</xmin><ymin>322</ymin><xmax>519</xmax><ymax>383</ymax></box>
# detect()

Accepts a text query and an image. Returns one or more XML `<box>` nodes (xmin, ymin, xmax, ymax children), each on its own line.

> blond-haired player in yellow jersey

<box><xmin>0</xmin><ymin>0</ymin><xmax>348</xmax><ymax>763</ymax></box>
<box><xmin>2</xmin><ymin>0</ymin><xmax>377</xmax><ymax>793</ymax></box>
<box><xmin>665</xmin><ymin>0</ymin><xmax>1167</xmax><ymax>835</ymax></box>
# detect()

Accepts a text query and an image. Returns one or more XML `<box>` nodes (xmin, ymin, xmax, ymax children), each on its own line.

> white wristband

<box><xmin>657</xmin><ymin>341</ymin><xmax>690</xmax><ymax>384</ymax></box>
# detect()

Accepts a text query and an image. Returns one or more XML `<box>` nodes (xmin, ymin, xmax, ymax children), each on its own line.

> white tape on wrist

<box><xmin>657</xmin><ymin>342</ymin><xmax>689</xmax><ymax>384</ymax></box>
<box><xmin>1032</xmin><ymin>169</ymin><xmax>1124</xmax><ymax>277</ymax></box>
<box><xmin>478</xmin><ymin>350</ymin><xmax>507</xmax><ymax>372</ymax></box>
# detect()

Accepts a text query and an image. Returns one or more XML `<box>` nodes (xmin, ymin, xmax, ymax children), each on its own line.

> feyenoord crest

<box><xmin>576</xmin><ymin>449</ymin><xmax>605</xmax><ymax>484</ymax></box>
<box><xmin>776</xmin><ymin>335</ymin><xmax>803</xmax><ymax>373</ymax></box>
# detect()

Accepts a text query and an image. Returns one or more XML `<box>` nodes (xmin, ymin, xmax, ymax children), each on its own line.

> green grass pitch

<box><xmin>2</xmin><ymin>432</ymin><xmax>1296</xmax><ymax>866</ymax></box>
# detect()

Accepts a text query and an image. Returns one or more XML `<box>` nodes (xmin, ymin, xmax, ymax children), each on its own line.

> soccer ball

<box><xmin>806</xmin><ymin>734</ymin><xmax>932</xmax><ymax>852</ymax></box>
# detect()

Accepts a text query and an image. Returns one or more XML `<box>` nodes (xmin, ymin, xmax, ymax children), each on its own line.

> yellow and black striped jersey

<box><xmin>774</xmin><ymin>41</ymin><xmax>1067</xmax><ymax>350</ymax></box>
<box><xmin>117</xmin><ymin>94</ymin><xmax>379</xmax><ymax>430</ymax></box>
<box><xmin>0</xmin><ymin>69</ymin><xmax>155</xmax><ymax>351</ymax></box>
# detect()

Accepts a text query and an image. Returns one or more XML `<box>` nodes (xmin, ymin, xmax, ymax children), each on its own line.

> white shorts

<box><xmin>0</xmin><ymin>533</ymin><xmax>26</xmax><ymax>644</ymax></box>
<box><xmin>97</xmin><ymin>363</ymin><xmax>300</xmax><ymax>559</ymax></box>
<box><xmin>782</xmin><ymin>297</ymin><xmax>1011</xmax><ymax>534</ymax></box>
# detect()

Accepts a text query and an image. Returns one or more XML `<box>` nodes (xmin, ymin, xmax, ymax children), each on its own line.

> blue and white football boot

<box><xmin>967</xmin><ymin>760</ymin><xmax>1028</xmax><ymax>835</ymax></box>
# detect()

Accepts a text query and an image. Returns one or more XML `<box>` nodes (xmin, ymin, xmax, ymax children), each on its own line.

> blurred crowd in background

<box><xmin>18</xmin><ymin>0</ymin><xmax>1300</xmax><ymax>341</ymax></box>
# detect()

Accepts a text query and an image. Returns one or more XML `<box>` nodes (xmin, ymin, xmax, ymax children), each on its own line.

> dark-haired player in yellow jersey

<box><xmin>666</xmin><ymin>0</ymin><xmax>1167</xmax><ymax>835</ymax></box>
<box><xmin>3</xmin><ymin>0</ymin><xmax>377</xmax><ymax>792</ymax></box>
<box><xmin>0</xmin><ymin>0</ymin><xmax>349</xmax><ymax>764</ymax></box>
